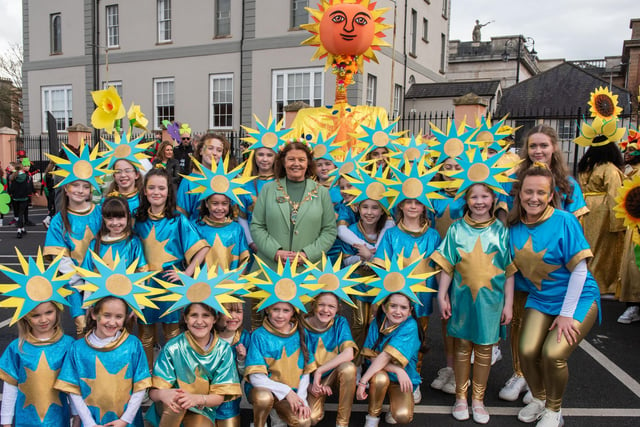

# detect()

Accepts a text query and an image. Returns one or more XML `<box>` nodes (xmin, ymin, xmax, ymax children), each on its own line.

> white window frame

<box><xmin>42</xmin><ymin>85</ymin><xmax>72</xmax><ymax>132</ymax></box>
<box><xmin>210</xmin><ymin>73</ymin><xmax>233</xmax><ymax>129</ymax></box>
<box><xmin>393</xmin><ymin>84</ymin><xmax>403</xmax><ymax>118</ymax></box>
<box><xmin>102</xmin><ymin>80</ymin><xmax>123</xmax><ymax>98</ymax></box>
<box><xmin>50</xmin><ymin>13</ymin><xmax>62</xmax><ymax>54</ymax></box>
<box><xmin>215</xmin><ymin>0</ymin><xmax>231</xmax><ymax>37</ymax></box>
<box><xmin>366</xmin><ymin>74</ymin><xmax>377</xmax><ymax>106</ymax></box>
<box><xmin>154</xmin><ymin>77</ymin><xmax>175</xmax><ymax>129</ymax></box>
<box><xmin>106</xmin><ymin>4</ymin><xmax>119</xmax><ymax>48</ymax></box>
<box><xmin>157</xmin><ymin>0</ymin><xmax>172</xmax><ymax>43</ymax></box>
<box><xmin>291</xmin><ymin>0</ymin><xmax>309</xmax><ymax>28</ymax></box>
<box><xmin>272</xmin><ymin>67</ymin><xmax>324</xmax><ymax>124</ymax></box>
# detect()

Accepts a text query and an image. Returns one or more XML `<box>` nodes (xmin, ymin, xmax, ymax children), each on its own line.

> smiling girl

<box><xmin>55</xmin><ymin>297</ymin><xmax>151</xmax><ymax>427</ymax></box>
<box><xmin>108</xmin><ymin>159</ymin><xmax>143</xmax><ymax>213</ymax></box>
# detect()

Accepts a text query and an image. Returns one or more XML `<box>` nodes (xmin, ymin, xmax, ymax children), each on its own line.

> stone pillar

<box><xmin>0</xmin><ymin>127</ymin><xmax>18</xmax><ymax>170</ymax></box>
<box><xmin>284</xmin><ymin>101</ymin><xmax>310</xmax><ymax>135</ymax></box>
<box><xmin>66</xmin><ymin>123</ymin><xmax>93</xmax><ymax>148</ymax></box>
<box><xmin>453</xmin><ymin>93</ymin><xmax>488</xmax><ymax>128</ymax></box>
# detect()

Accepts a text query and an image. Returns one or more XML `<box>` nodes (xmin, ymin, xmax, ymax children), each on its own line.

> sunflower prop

<box><xmin>302</xmin><ymin>0</ymin><xmax>391</xmax><ymax>102</ymax></box>
<box><xmin>588</xmin><ymin>86</ymin><xmax>623</xmax><ymax>120</ymax></box>
<box><xmin>574</xmin><ymin>116</ymin><xmax>626</xmax><ymax>147</ymax></box>
<box><xmin>75</xmin><ymin>251</ymin><xmax>163</xmax><ymax>322</ymax></box>
<box><xmin>614</xmin><ymin>175</ymin><xmax>640</xmax><ymax>230</ymax></box>
<box><xmin>0</xmin><ymin>249</ymin><xmax>73</xmax><ymax>325</ymax></box>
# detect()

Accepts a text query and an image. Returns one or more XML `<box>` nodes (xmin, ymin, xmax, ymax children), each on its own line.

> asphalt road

<box><xmin>0</xmin><ymin>207</ymin><xmax>638</xmax><ymax>426</ymax></box>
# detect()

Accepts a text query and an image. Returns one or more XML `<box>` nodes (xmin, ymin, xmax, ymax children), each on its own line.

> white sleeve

<box><xmin>119</xmin><ymin>390</ymin><xmax>145</xmax><ymax>424</ymax></box>
<box><xmin>375</xmin><ymin>219</ymin><xmax>395</xmax><ymax>247</ymax></box>
<box><xmin>69</xmin><ymin>394</ymin><xmax>97</xmax><ymax>427</ymax></box>
<box><xmin>249</xmin><ymin>373</ymin><xmax>292</xmax><ymax>401</ymax></box>
<box><xmin>560</xmin><ymin>259</ymin><xmax>587</xmax><ymax>318</ymax></box>
<box><xmin>1</xmin><ymin>382</ymin><xmax>18</xmax><ymax>424</ymax></box>
<box><xmin>238</xmin><ymin>216</ymin><xmax>254</xmax><ymax>245</ymax></box>
<box><xmin>59</xmin><ymin>256</ymin><xmax>83</xmax><ymax>287</ymax></box>
<box><xmin>337</xmin><ymin>224</ymin><xmax>366</xmax><ymax>246</ymax></box>
<box><xmin>296</xmin><ymin>373</ymin><xmax>310</xmax><ymax>404</ymax></box>
<box><xmin>68</xmin><ymin>395</ymin><xmax>78</xmax><ymax>416</ymax></box>
<box><xmin>343</xmin><ymin>255</ymin><xmax>361</xmax><ymax>266</ymax></box>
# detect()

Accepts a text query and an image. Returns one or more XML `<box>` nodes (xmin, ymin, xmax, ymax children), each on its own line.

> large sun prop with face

<box><xmin>302</xmin><ymin>0</ymin><xmax>391</xmax><ymax>103</ymax></box>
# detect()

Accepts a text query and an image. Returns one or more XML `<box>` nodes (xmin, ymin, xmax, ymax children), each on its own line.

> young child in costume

<box><xmin>44</xmin><ymin>143</ymin><xmax>106</xmax><ymax>336</ymax></box>
<box><xmin>509</xmin><ymin>165</ymin><xmax>599</xmax><ymax>427</ymax></box>
<box><xmin>244</xmin><ymin>257</ymin><xmax>319</xmax><ymax>427</ymax></box>
<box><xmin>134</xmin><ymin>167</ymin><xmax>210</xmax><ymax>370</ymax></box>
<box><xmin>185</xmin><ymin>155</ymin><xmax>253</xmax><ymax>271</ymax></box>
<box><xmin>432</xmin><ymin>177</ymin><xmax>515</xmax><ymax>423</ymax></box>
<box><xmin>302</xmin><ymin>255</ymin><xmax>363</xmax><ymax>427</ymax></box>
<box><xmin>55</xmin><ymin>296</ymin><xmax>152</xmax><ymax>427</ymax></box>
<box><xmin>0</xmin><ymin>250</ymin><xmax>77</xmax><ymax>427</ymax></box>
<box><xmin>214</xmin><ymin>302</ymin><xmax>251</xmax><ymax>427</ymax></box>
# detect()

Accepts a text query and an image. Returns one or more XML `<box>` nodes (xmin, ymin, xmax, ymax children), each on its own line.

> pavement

<box><xmin>0</xmin><ymin>207</ymin><xmax>639</xmax><ymax>426</ymax></box>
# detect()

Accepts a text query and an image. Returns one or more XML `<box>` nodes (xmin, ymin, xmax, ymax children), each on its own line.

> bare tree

<box><xmin>0</xmin><ymin>43</ymin><xmax>23</xmax><ymax>88</ymax></box>
<box><xmin>0</xmin><ymin>43</ymin><xmax>23</xmax><ymax>131</ymax></box>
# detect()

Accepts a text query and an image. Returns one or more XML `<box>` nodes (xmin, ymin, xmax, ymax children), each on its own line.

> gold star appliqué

<box><xmin>435</xmin><ymin>205</ymin><xmax>454</xmax><ymax>239</ymax></box>
<box><xmin>456</xmin><ymin>238</ymin><xmax>502</xmax><ymax>301</ymax></box>
<box><xmin>81</xmin><ymin>357</ymin><xmax>132</xmax><ymax>421</ymax></box>
<box><xmin>402</xmin><ymin>244</ymin><xmax>434</xmax><ymax>276</ymax></box>
<box><xmin>19</xmin><ymin>352</ymin><xmax>62</xmax><ymax>422</ymax></box>
<box><xmin>265</xmin><ymin>347</ymin><xmax>303</xmax><ymax>389</ymax></box>
<box><xmin>70</xmin><ymin>226</ymin><xmax>95</xmax><ymax>264</ymax></box>
<box><xmin>205</xmin><ymin>235</ymin><xmax>236</xmax><ymax>269</ymax></box>
<box><xmin>313</xmin><ymin>336</ymin><xmax>337</xmax><ymax>367</ymax></box>
<box><xmin>142</xmin><ymin>226</ymin><xmax>178</xmax><ymax>270</ymax></box>
<box><xmin>514</xmin><ymin>236</ymin><xmax>559</xmax><ymax>290</ymax></box>
<box><xmin>177</xmin><ymin>366</ymin><xmax>210</xmax><ymax>394</ymax></box>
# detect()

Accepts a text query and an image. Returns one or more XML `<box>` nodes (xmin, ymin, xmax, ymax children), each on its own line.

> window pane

<box><xmin>211</xmin><ymin>75</ymin><xmax>233</xmax><ymax>129</ymax></box>
<box><xmin>106</xmin><ymin>5</ymin><xmax>119</xmax><ymax>47</ymax></box>
<box><xmin>215</xmin><ymin>0</ymin><xmax>231</xmax><ymax>36</ymax></box>
<box><xmin>272</xmin><ymin>68</ymin><xmax>323</xmax><ymax>123</ymax></box>
<box><xmin>292</xmin><ymin>0</ymin><xmax>308</xmax><ymax>27</ymax></box>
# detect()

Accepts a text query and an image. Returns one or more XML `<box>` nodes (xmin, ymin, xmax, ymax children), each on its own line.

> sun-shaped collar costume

<box><xmin>473</xmin><ymin>116</ymin><xmax>513</xmax><ymax>153</ymax></box>
<box><xmin>304</xmin><ymin>253</ymin><xmax>368</xmax><ymax>307</ymax></box>
<box><xmin>451</xmin><ymin>147</ymin><xmax>514</xmax><ymax>200</ymax></box>
<box><xmin>365</xmin><ymin>252</ymin><xmax>437</xmax><ymax>305</ymax></box>
<box><xmin>302</xmin><ymin>0</ymin><xmax>391</xmax><ymax>100</ymax></box>
<box><xmin>74</xmin><ymin>250</ymin><xmax>163</xmax><ymax>322</ymax></box>
<box><xmin>386</xmin><ymin>160</ymin><xmax>446</xmax><ymax>212</ymax></box>
<box><xmin>241</xmin><ymin>113</ymin><xmax>291</xmax><ymax>154</ymax></box>
<box><xmin>100</xmin><ymin>131</ymin><xmax>154</xmax><ymax>169</ymax></box>
<box><xmin>357</xmin><ymin>117</ymin><xmax>404</xmax><ymax>161</ymax></box>
<box><xmin>47</xmin><ymin>142</ymin><xmax>109</xmax><ymax>190</ymax></box>
<box><xmin>388</xmin><ymin>132</ymin><xmax>434</xmax><ymax>170</ymax></box>
<box><xmin>429</xmin><ymin>119</ymin><xmax>477</xmax><ymax>166</ymax></box>
<box><xmin>181</xmin><ymin>156</ymin><xmax>254</xmax><ymax>208</ymax></box>
<box><xmin>245</xmin><ymin>256</ymin><xmax>321</xmax><ymax>313</ymax></box>
<box><xmin>0</xmin><ymin>249</ymin><xmax>73</xmax><ymax>325</ymax></box>
<box><xmin>342</xmin><ymin>162</ymin><xmax>394</xmax><ymax>212</ymax></box>
<box><xmin>153</xmin><ymin>264</ymin><xmax>247</xmax><ymax>318</ymax></box>
<box><xmin>309</xmin><ymin>131</ymin><xmax>342</xmax><ymax>162</ymax></box>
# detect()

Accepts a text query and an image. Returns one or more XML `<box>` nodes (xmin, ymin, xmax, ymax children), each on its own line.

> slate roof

<box><xmin>405</xmin><ymin>80</ymin><xmax>501</xmax><ymax>99</ymax></box>
<box><xmin>496</xmin><ymin>62</ymin><xmax>633</xmax><ymax>117</ymax></box>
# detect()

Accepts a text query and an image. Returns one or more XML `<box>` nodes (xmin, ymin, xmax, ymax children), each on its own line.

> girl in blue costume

<box><xmin>55</xmin><ymin>296</ymin><xmax>151</xmax><ymax>427</ymax></box>
<box><xmin>508</xmin><ymin>166</ymin><xmax>599</xmax><ymax>427</ymax></box>
<box><xmin>356</xmin><ymin>293</ymin><xmax>423</xmax><ymax>427</ymax></box>
<box><xmin>237</xmin><ymin>147</ymin><xmax>276</xmax><ymax>255</ymax></box>
<box><xmin>177</xmin><ymin>133</ymin><xmax>231</xmax><ymax>221</ymax></box>
<box><xmin>44</xmin><ymin>143</ymin><xmax>105</xmax><ymax>337</ymax></box>
<box><xmin>134</xmin><ymin>168</ymin><xmax>210</xmax><ymax>371</ymax></box>
<box><xmin>194</xmin><ymin>193</ymin><xmax>250</xmax><ymax>270</ymax></box>
<box><xmin>107</xmin><ymin>159</ymin><xmax>143</xmax><ymax>213</ymax></box>
<box><xmin>213</xmin><ymin>302</ymin><xmax>251</xmax><ymax>427</ymax></box>
<box><xmin>0</xmin><ymin>302</ymin><xmax>77</xmax><ymax>427</ymax></box>
<box><xmin>499</xmin><ymin>125</ymin><xmax>589</xmax><ymax>404</ymax></box>
<box><xmin>304</xmin><ymin>292</ymin><xmax>358</xmax><ymax>427</ymax></box>
<box><xmin>245</xmin><ymin>296</ymin><xmax>316</xmax><ymax>427</ymax></box>
<box><xmin>148</xmin><ymin>303</ymin><xmax>241</xmax><ymax>427</ymax></box>
<box><xmin>433</xmin><ymin>183</ymin><xmax>515</xmax><ymax>424</ymax></box>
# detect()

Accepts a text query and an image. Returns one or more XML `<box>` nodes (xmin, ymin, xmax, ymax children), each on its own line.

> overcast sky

<box><xmin>0</xmin><ymin>1</ymin><xmax>638</xmax><ymax>61</ymax></box>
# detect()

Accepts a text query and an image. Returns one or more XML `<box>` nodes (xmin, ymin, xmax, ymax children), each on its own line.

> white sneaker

<box><xmin>441</xmin><ymin>374</ymin><xmax>457</xmax><ymax>395</ymax></box>
<box><xmin>413</xmin><ymin>387</ymin><xmax>422</xmax><ymax>404</ymax></box>
<box><xmin>385</xmin><ymin>412</ymin><xmax>397</xmax><ymax>425</ymax></box>
<box><xmin>270</xmin><ymin>409</ymin><xmax>286</xmax><ymax>427</ymax></box>
<box><xmin>523</xmin><ymin>389</ymin><xmax>533</xmax><ymax>404</ymax></box>
<box><xmin>536</xmin><ymin>409</ymin><xmax>564</xmax><ymax>427</ymax></box>
<box><xmin>430</xmin><ymin>366</ymin><xmax>453</xmax><ymax>390</ymax></box>
<box><xmin>364</xmin><ymin>414</ymin><xmax>380</xmax><ymax>427</ymax></box>
<box><xmin>499</xmin><ymin>373</ymin><xmax>528</xmax><ymax>401</ymax></box>
<box><xmin>42</xmin><ymin>215</ymin><xmax>51</xmax><ymax>229</ymax></box>
<box><xmin>617</xmin><ymin>306</ymin><xmax>640</xmax><ymax>324</ymax></box>
<box><xmin>518</xmin><ymin>398</ymin><xmax>546</xmax><ymax>423</ymax></box>
<box><xmin>492</xmin><ymin>344</ymin><xmax>503</xmax><ymax>365</ymax></box>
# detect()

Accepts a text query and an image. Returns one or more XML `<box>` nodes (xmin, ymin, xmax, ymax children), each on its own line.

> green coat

<box><xmin>250</xmin><ymin>178</ymin><xmax>337</xmax><ymax>271</ymax></box>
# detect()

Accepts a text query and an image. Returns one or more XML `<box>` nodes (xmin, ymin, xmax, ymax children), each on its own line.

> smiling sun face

<box><xmin>302</xmin><ymin>0</ymin><xmax>391</xmax><ymax>68</ymax></box>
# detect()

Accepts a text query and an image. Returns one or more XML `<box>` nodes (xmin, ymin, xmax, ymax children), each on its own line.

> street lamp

<box><xmin>501</xmin><ymin>36</ymin><xmax>536</xmax><ymax>84</ymax></box>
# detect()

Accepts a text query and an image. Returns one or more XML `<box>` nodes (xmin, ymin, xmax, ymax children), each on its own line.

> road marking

<box><xmin>580</xmin><ymin>339</ymin><xmax>640</xmax><ymax>398</ymax></box>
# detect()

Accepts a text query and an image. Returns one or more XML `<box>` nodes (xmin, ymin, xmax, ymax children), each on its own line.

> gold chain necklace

<box><xmin>275</xmin><ymin>180</ymin><xmax>318</xmax><ymax>225</ymax></box>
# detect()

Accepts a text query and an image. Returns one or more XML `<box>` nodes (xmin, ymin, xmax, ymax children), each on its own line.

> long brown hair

<box><xmin>517</xmin><ymin>125</ymin><xmax>573</xmax><ymax>204</ymax></box>
<box><xmin>84</xmin><ymin>296</ymin><xmax>128</xmax><ymax>335</ymax></box>
<box><xmin>107</xmin><ymin>159</ymin><xmax>142</xmax><ymax>194</ymax></box>
<box><xmin>60</xmin><ymin>181</ymin><xmax>93</xmax><ymax>233</ymax></box>
<box><xmin>17</xmin><ymin>302</ymin><xmax>62</xmax><ymax>351</ymax></box>
<box><xmin>135</xmin><ymin>168</ymin><xmax>177</xmax><ymax>222</ymax></box>
<box><xmin>507</xmin><ymin>165</ymin><xmax>557</xmax><ymax>225</ymax></box>
<box><xmin>94</xmin><ymin>195</ymin><xmax>133</xmax><ymax>255</ymax></box>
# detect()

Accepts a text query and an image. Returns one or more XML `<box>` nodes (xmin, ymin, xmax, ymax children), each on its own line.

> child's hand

<box><xmin>236</xmin><ymin>343</ymin><xmax>247</xmax><ymax>361</ymax></box>
<box><xmin>104</xmin><ymin>420</ymin><xmax>127</xmax><ymax>427</ymax></box>
<box><xmin>396</xmin><ymin>369</ymin><xmax>413</xmax><ymax>393</ymax></box>
<box><xmin>285</xmin><ymin>390</ymin><xmax>307</xmax><ymax>417</ymax></box>
<box><xmin>501</xmin><ymin>305</ymin><xmax>513</xmax><ymax>325</ymax></box>
<box><xmin>175</xmin><ymin>390</ymin><xmax>203</xmax><ymax>410</ymax></box>
<box><xmin>162</xmin><ymin>269</ymin><xmax>181</xmax><ymax>283</ymax></box>
<box><xmin>356</xmin><ymin>382</ymin><xmax>368</xmax><ymax>400</ymax></box>
<box><xmin>549</xmin><ymin>315</ymin><xmax>580</xmax><ymax>345</ymax></box>
<box><xmin>438</xmin><ymin>293</ymin><xmax>451</xmax><ymax>320</ymax></box>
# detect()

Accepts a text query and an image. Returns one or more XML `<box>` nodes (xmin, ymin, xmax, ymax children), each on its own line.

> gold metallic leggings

<box><xmin>352</xmin><ymin>299</ymin><xmax>374</xmax><ymax>366</ymax></box>
<box><xmin>509</xmin><ymin>291</ymin><xmax>528</xmax><ymax>376</ymax></box>
<box><xmin>74</xmin><ymin>315</ymin><xmax>86</xmax><ymax>338</ymax></box>
<box><xmin>441</xmin><ymin>318</ymin><xmax>455</xmax><ymax>366</ymax></box>
<box><xmin>138</xmin><ymin>323</ymin><xmax>181</xmax><ymax>372</ymax></box>
<box><xmin>519</xmin><ymin>303</ymin><xmax>598</xmax><ymax>411</ymax></box>
<box><xmin>157</xmin><ymin>404</ymin><xmax>214</xmax><ymax>427</ymax></box>
<box><xmin>250</xmin><ymin>387</ymin><xmax>311</xmax><ymax>427</ymax></box>
<box><xmin>215</xmin><ymin>416</ymin><xmax>240</xmax><ymax>427</ymax></box>
<box><xmin>453</xmin><ymin>339</ymin><xmax>493</xmax><ymax>401</ymax></box>
<box><xmin>367</xmin><ymin>371</ymin><xmax>414</xmax><ymax>424</ymax></box>
<box><xmin>308</xmin><ymin>362</ymin><xmax>356</xmax><ymax>426</ymax></box>
<box><xmin>416</xmin><ymin>317</ymin><xmax>429</xmax><ymax>374</ymax></box>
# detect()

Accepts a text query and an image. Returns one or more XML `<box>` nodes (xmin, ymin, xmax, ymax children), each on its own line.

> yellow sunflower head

<box><xmin>302</xmin><ymin>0</ymin><xmax>391</xmax><ymax>71</ymax></box>
<box><xmin>614</xmin><ymin>174</ymin><xmax>640</xmax><ymax>228</ymax></box>
<box><xmin>574</xmin><ymin>116</ymin><xmax>626</xmax><ymax>147</ymax></box>
<box><xmin>588</xmin><ymin>86</ymin><xmax>622</xmax><ymax>120</ymax></box>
